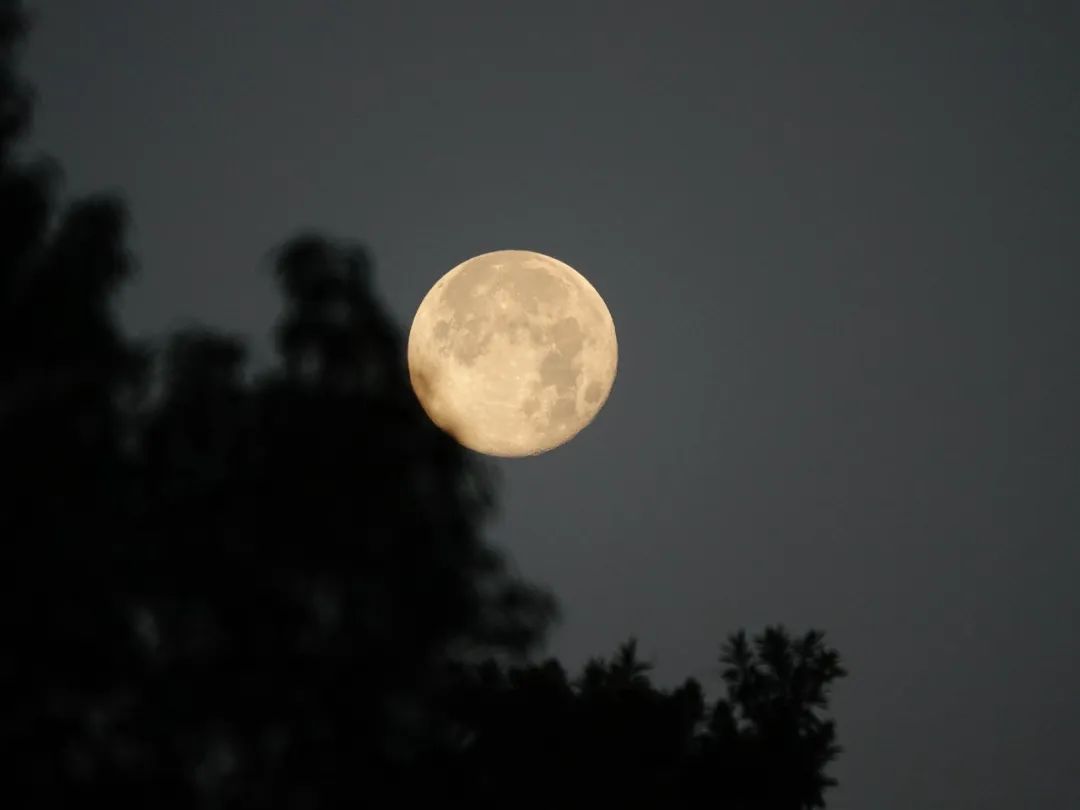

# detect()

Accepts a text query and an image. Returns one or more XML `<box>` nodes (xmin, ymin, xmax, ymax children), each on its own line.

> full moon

<box><xmin>408</xmin><ymin>250</ymin><xmax>618</xmax><ymax>457</ymax></box>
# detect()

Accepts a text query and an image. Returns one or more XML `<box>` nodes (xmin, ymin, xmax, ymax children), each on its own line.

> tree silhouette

<box><xmin>2</xmin><ymin>3</ymin><xmax>848</xmax><ymax>806</ymax></box>
<box><xmin>1</xmin><ymin>3</ymin><xmax>554</xmax><ymax>805</ymax></box>
<box><xmin>425</xmin><ymin>627</ymin><xmax>845</xmax><ymax>808</ymax></box>
<box><xmin>704</xmin><ymin>627</ymin><xmax>847</xmax><ymax>809</ymax></box>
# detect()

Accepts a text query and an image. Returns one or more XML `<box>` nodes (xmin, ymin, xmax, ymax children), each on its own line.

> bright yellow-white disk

<box><xmin>408</xmin><ymin>250</ymin><xmax>617</xmax><ymax>457</ymax></box>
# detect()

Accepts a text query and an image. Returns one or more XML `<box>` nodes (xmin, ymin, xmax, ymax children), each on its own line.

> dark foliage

<box><xmin>422</xmin><ymin>629</ymin><xmax>845</xmax><ymax>809</ymax></box>
<box><xmin>1</xmin><ymin>3</ymin><xmax>553</xmax><ymax>805</ymax></box>
<box><xmin>1</xmin><ymin>3</ymin><xmax>846</xmax><ymax>807</ymax></box>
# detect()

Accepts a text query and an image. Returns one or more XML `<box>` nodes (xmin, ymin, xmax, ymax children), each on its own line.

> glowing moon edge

<box><xmin>407</xmin><ymin>250</ymin><xmax>617</xmax><ymax>458</ymax></box>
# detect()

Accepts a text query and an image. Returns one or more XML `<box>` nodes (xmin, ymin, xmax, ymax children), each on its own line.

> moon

<box><xmin>408</xmin><ymin>250</ymin><xmax>617</xmax><ymax>458</ymax></box>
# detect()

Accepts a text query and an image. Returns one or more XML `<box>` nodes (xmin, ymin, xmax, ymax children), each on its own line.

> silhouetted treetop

<box><xmin>709</xmin><ymin>626</ymin><xmax>847</xmax><ymax>809</ymax></box>
<box><xmin>2</xmin><ymin>4</ymin><xmax>557</xmax><ymax>802</ymax></box>
<box><xmin>1</xmin><ymin>4</ymin><xmax>847</xmax><ymax>806</ymax></box>
<box><xmin>426</xmin><ymin>628</ymin><xmax>846</xmax><ymax>808</ymax></box>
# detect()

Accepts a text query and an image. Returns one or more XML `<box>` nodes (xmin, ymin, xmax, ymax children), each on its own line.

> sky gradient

<box><xmin>21</xmin><ymin>2</ymin><xmax>1080</xmax><ymax>807</ymax></box>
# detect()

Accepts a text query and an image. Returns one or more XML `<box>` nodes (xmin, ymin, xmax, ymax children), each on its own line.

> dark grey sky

<box><xmin>21</xmin><ymin>2</ymin><xmax>1080</xmax><ymax>807</ymax></box>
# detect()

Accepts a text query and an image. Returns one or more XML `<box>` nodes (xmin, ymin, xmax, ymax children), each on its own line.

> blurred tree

<box><xmin>1</xmin><ymin>3</ymin><xmax>847</xmax><ymax>807</ymax></box>
<box><xmin>118</xmin><ymin>235</ymin><xmax>557</xmax><ymax>807</ymax></box>
<box><xmin>0</xmin><ymin>2</ymin><xmax>554</xmax><ymax>806</ymax></box>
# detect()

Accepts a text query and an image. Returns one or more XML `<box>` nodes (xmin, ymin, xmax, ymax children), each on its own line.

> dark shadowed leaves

<box><xmin>1</xmin><ymin>3</ymin><xmax>845</xmax><ymax>806</ymax></box>
<box><xmin>1</xmin><ymin>5</ymin><xmax>555</xmax><ymax>803</ymax></box>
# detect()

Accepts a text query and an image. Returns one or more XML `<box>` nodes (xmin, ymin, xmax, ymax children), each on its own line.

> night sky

<box><xmin>22</xmin><ymin>2</ymin><xmax>1080</xmax><ymax>807</ymax></box>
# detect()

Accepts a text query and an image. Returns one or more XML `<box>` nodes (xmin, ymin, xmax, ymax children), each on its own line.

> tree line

<box><xmin>0</xmin><ymin>2</ymin><xmax>846</xmax><ymax>807</ymax></box>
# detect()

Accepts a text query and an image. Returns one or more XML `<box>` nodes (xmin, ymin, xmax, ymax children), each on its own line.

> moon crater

<box><xmin>408</xmin><ymin>250</ymin><xmax>617</xmax><ymax>457</ymax></box>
